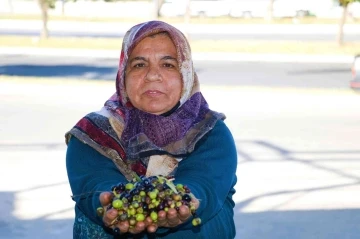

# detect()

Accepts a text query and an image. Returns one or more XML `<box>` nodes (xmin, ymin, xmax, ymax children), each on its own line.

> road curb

<box><xmin>0</xmin><ymin>47</ymin><xmax>355</xmax><ymax>63</ymax></box>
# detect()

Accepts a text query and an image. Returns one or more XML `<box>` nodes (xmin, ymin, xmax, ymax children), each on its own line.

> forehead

<box><xmin>131</xmin><ymin>33</ymin><xmax>176</xmax><ymax>54</ymax></box>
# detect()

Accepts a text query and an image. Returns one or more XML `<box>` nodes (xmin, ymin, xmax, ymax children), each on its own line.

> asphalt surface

<box><xmin>1</xmin><ymin>19</ymin><xmax>360</xmax><ymax>41</ymax></box>
<box><xmin>0</xmin><ymin>44</ymin><xmax>359</xmax><ymax>239</ymax></box>
<box><xmin>0</xmin><ymin>78</ymin><xmax>359</xmax><ymax>239</ymax></box>
<box><xmin>2</xmin><ymin>28</ymin><xmax>360</xmax><ymax>42</ymax></box>
<box><xmin>0</xmin><ymin>54</ymin><xmax>353</xmax><ymax>89</ymax></box>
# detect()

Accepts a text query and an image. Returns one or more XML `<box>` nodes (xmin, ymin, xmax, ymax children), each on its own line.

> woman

<box><xmin>66</xmin><ymin>20</ymin><xmax>237</xmax><ymax>238</ymax></box>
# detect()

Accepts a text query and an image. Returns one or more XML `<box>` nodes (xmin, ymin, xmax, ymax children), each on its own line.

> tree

<box><xmin>37</xmin><ymin>0</ymin><xmax>55</xmax><ymax>39</ymax></box>
<box><xmin>153</xmin><ymin>0</ymin><xmax>165</xmax><ymax>19</ymax></box>
<box><xmin>337</xmin><ymin>0</ymin><xmax>360</xmax><ymax>45</ymax></box>
<box><xmin>265</xmin><ymin>0</ymin><xmax>275</xmax><ymax>22</ymax></box>
<box><xmin>157</xmin><ymin>0</ymin><xmax>165</xmax><ymax>18</ymax></box>
<box><xmin>184</xmin><ymin>0</ymin><xmax>191</xmax><ymax>24</ymax></box>
<box><xmin>8</xmin><ymin>0</ymin><xmax>13</xmax><ymax>13</ymax></box>
<box><xmin>183</xmin><ymin>0</ymin><xmax>191</xmax><ymax>39</ymax></box>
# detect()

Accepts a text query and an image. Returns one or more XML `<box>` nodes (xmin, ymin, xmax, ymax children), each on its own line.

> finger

<box><xmin>158</xmin><ymin>210</ymin><xmax>166</xmax><ymax>221</ymax></box>
<box><xmin>167</xmin><ymin>218</ymin><xmax>181</xmax><ymax>227</ymax></box>
<box><xmin>128</xmin><ymin>221</ymin><xmax>145</xmax><ymax>234</ymax></box>
<box><xmin>135</xmin><ymin>221</ymin><xmax>146</xmax><ymax>232</ymax></box>
<box><xmin>166</xmin><ymin>208</ymin><xmax>177</xmax><ymax>220</ymax></box>
<box><xmin>144</xmin><ymin>216</ymin><xmax>153</xmax><ymax>227</ymax></box>
<box><xmin>99</xmin><ymin>192</ymin><xmax>113</xmax><ymax>206</ymax></box>
<box><xmin>103</xmin><ymin>208</ymin><xmax>118</xmax><ymax>226</ymax></box>
<box><xmin>157</xmin><ymin>211</ymin><xmax>167</xmax><ymax>226</ymax></box>
<box><xmin>191</xmin><ymin>197</ymin><xmax>200</xmax><ymax>210</ymax></box>
<box><xmin>147</xmin><ymin>224</ymin><xmax>158</xmax><ymax>233</ymax></box>
<box><xmin>166</xmin><ymin>208</ymin><xmax>180</xmax><ymax>227</ymax></box>
<box><xmin>178</xmin><ymin>205</ymin><xmax>191</xmax><ymax>222</ymax></box>
<box><xmin>117</xmin><ymin>220</ymin><xmax>130</xmax><ymax>234</ymax></box>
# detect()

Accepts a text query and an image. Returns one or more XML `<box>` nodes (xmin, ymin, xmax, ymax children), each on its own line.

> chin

<box><xmin>142</xmin><ymin>107</ymin><xmax>165</xmax><ymax>115</ymax></box>
<box><xmin>140</xmin><ymin>103</ymin><xmax>173</xmax><ymax>115</ymax></box>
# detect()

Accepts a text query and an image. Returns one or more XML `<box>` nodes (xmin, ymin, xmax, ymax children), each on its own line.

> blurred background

<box><xmin>1</xmin><ymin>0</ymin><xmax>360</xmax><ymax>238</ymax></box>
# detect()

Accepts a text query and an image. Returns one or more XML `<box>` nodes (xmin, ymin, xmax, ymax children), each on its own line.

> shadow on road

<box><xmin>237</xmin><ymin>140</ymin><xmax>360</xmax><ymax>181</ymax></box>
<box><xmin>234</xmin><ymin>207</ymin><xmax>360</xmax><ymax>239</ymax></box>
<box><xmin>0</xmin><ymin>143</ymin><xmax>65</xmax><ymax>151</ymax></box>
<box><xmin>288</xmin><ymin>68</ymin><xmax>350</xmax><ymax>75</ymax></box>
<box><xmin>0</xmin><ymin>190</ymin><xmax>73</xmax><ymax>239</ymax></box>
<box><xmin>0</xmin><ymin>61</ymin><xmax>352</xmax><ymax>89</ymax></box>
<box><xmin>2</xmin><ymin>189</ymin><xmax>359</xmax><ymax>239</ymax></box>
<box><xmin>234</xmin><ymin>140</ymin><xmax>360</xmax><ymax>239</ymax></box>
<box><xmin>1</xmin><ymin>140</ymin><xmax>359</xmax><ymax>238</ymax></box>
<box><xmin>0</xmin><ymin>63</ymin><xmax>116</xmax><ymax>80</ymax></box>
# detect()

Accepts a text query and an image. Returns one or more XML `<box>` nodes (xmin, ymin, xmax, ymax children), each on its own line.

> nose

<box><xmin>145</xmin><ymin>65</ymin><xmax>162</xmax><ymax>82</ymax></box>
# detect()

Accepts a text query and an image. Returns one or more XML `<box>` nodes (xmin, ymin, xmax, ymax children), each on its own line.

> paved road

<box><xmin>0</xmin><ymin>54</ymin><xmax>353</xmax><ymax>89</ymax></box>
<box><xmin>1</xmin><ymin>19</ymin><xmax>360</xmax><ymax>41</ymax></box>
<box><xmin>0</xmin><ymin>78</ymin><xmax>359</xmax><ymax>239</ymax></box>
<box><xmin>2</xmin><ymin>28</ymin><xmax>360</xmax><ymax>42</ymax></box>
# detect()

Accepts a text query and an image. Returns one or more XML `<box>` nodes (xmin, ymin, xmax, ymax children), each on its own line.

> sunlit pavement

<box><xmin>0</xmin><ymin>79</ymin><xmax>359</xmax><ymax>238</ymax></box>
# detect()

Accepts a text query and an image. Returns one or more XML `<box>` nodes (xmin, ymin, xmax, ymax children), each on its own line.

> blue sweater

<box><xmin>66</xmin><ymin>120</ymin><xmax>237</xmax><ymax>239</ymax></box>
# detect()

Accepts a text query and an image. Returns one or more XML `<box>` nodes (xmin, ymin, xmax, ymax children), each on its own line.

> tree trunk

<box><xmin>157</xmin><ymin>0</ymin><xmax>164</xmax><ymax>18</ymax></box>
<box><xmin>8</xmin><ymin>0</ymin><xmax>13</xmax><ymax>13</ymax></box>
<box><xmin>153</xmin><ymin>0</ymin><xmax>158</xmax><ymax>19</ymax></box>
<box><xmin>184</xmin><ymin>0</ymin><xmax>191</xmax><ymax>24</ymax></box>
<box><xmin>61</xmin><ymin>0</ymin><xmax>65</xmax><ymax>16</ymax></box>
<box><xmin>337</xmin><ymin>3</ymin><xmax>348</xmax><ymax>46</ymax></box>
<box><xmin>183</xmin><ymin>0</ymin><xmax>191</xmax><ymax>39</ymax></box>
<box><xmin>38</xmin><ymin>0</ymin><xmax>49</xmax><ymax>39</ymax></box>
<box><xmin>266</xmin><ymin>0</ymin><xmax>275</xmax><ymax>22</ymax></box>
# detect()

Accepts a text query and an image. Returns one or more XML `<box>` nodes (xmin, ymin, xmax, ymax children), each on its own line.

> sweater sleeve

<box><xmin>66</xmin><ymin>136</ymin><xmax>127</xmax><ymax>226</ymax></box>
<box><xmin>170</xmin><ymin>120</ymin><xmax>238</xmax><ymax>231</ymax></box>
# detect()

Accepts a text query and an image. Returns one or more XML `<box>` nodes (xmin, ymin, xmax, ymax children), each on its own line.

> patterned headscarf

<box><xmin>65</xmin><ymin>21</ymin><xmax>225</xmax><ymax>181</ymax></box>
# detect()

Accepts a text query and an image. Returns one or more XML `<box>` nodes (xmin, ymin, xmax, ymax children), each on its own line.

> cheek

<box><xmin>124</xmin><ymin>77</ymin><xmax>136</xmax><ymax>99</ymax></box>
<box><xmin>125</xmin><ymin>72</ymin><xmax>141</xmax><ymax>91</ymax></box>
<box><xmin>173</xmin><ymin>76</ymin><xmax>183</xmax><ymax>97</ymax></box>
<box><xmin>177</xmin><ymin>81</ymin><xmax>183</xmax><ymax>97</ymax></box>
<box><xmin>168</xmin><ymin>84</ymin><xmax>182</xmax><ymax>104</ymax></box>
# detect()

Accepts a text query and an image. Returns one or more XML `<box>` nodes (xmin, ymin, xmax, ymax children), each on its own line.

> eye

<box><xmin>163</xmin><ymin>63</ymin><xmax>175</xmax><ymax>68</ymax></box>
<box><xmin>134</xmin><ymin>63</ymin><xmax>145</xmax><ymax>68</ymax></box>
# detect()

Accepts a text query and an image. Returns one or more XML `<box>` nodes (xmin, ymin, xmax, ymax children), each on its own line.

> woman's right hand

<box><xmin>100</xmin><ymin>192</ymin><xmax>158</xmax><ymax>234</ymax></box>
<box><xmin>157</xmin><ymin>197</ymin><xmax>200</xmax><ymax>228</ymax></box>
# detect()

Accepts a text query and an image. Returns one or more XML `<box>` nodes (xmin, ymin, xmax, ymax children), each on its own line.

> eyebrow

<box><xmin>129</xmin><ymin>56</ymin><xmax>147</xmax><ymax>64</ymax></box>
<box><xmin>129</xmin><ymin>55</ymin><xmax>177</xmax><ymax>64</ymax></box>
<box><xmin>162</xmin><ymin>56</ymin><xmax>177</xmax><ymax>62</ymax></box>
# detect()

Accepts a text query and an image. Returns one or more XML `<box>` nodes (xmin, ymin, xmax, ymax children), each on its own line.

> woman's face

<box><xmin>125</xmin><ymin>34</ymin><xmax>182</xmax><ymax>115</ymax></box>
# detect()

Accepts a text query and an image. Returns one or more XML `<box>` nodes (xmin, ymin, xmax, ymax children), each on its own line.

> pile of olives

<box><xmin>97</xmin><ymin>175</ymin><xmax>201</xmax><ymax>233</ymax></box>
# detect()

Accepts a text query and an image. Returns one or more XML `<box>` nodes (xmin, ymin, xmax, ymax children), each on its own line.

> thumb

<box><xmin>191</xmin><ymin>197</ymin><xmax>200</xmax><ymax>210</ymax></box>
<box><xmin>100</xmin><ymin>192</ymin><xmax>113</xmax><ymax>206</ymax></box>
